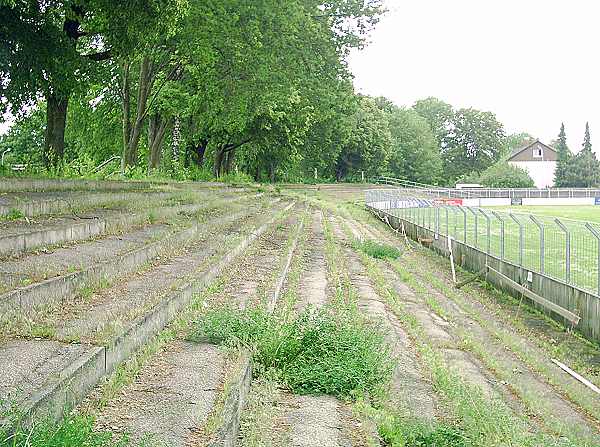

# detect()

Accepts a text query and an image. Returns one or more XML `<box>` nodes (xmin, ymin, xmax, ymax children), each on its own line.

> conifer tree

<box><xmin>563</xmin><ymin>123</ymin><xmax>600</xmax><ymax>187</ymax></box>
<box><xmin>553</xmin><ymin>123</ymin><xmax>571</xmax><ymax>186</ymax></box>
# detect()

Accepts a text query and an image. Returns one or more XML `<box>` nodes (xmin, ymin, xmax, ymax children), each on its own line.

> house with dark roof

<box><xmin>507</xmin><ymin>140</ymin><xmax>557</xmax><ymax>188</ymax></box>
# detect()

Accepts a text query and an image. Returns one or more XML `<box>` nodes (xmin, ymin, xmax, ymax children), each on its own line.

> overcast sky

<box><xmin>348</xmin><ymin>0</ymin><xmax>599</xmax><ymax>153</ymax></box>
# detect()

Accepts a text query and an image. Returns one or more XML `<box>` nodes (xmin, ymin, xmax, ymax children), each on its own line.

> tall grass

<box><xmin>190</xmin><ymin>306</ymin><xmax>394</xmax><ymax>400</ymax></box>
<box><xmin>0</xmin><ymin>414</ymin><xmax>132</xmax><ymax>447</ymax></box>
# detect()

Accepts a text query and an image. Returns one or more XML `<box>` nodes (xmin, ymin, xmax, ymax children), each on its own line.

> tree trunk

<box><xmin>44</xmin><ymin>93</ymin><xmax>69</xmax><ymax>168</ymax></box>
<box><xmin>224</xmin><ymin>148</ymin><xmax>235</xmax><ymax>174</ymax></box>
<box><xmin>148</xmin><ymin>114</ymin><xmax>169</xmax><ymax>171</ymax></box>
<box><xmin>214</xmin><ymin>145</ymin><xmax>225</xmax><ymax>178</ymax></box>
<box><xmin>121</xmin><ymin>60</ymin><xmax>131</xmax><ymax>171</ymax></box>
<box><xmin>269</xmin><ymin>162</ymin><xmax>276</xmax><ymax>182</ymax></box>
<box><xmin>122</xmin><ymin>56</ymin><xmax>153</xmax><ymax>171</ymax></box>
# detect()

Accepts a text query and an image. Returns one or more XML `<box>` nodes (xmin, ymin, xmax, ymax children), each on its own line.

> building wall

<box><xmin>510</xmin><ymin>142</ymin><xmax>558</xmax><ymax>162</ymax></box>
<box><xmin>509</xmin><ymin>160</ymin><xmax>556</xmax><ymax>188</ymax></box>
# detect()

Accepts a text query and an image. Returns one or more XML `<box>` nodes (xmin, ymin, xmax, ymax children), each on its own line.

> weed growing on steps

<box><xmin>0</xmin><ymin>414</ymin><xmax>134</xmax><ymax>447</ymax></box>
<box><xmin>1</xmin><ymin>208</ymin><xmax>24</xmax><ymax>221</ymax></box>
<box><xmin>353</xmin><ymin>239</ymin><xmax>401</xmax><ymax>260</ymax></box>
<box><xmin>190</xmin><ymin>306</ymin><xmax>394</xmax><ymax>400</ymax></box>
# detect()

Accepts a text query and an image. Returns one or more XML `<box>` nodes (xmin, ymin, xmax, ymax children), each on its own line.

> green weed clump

<box><xmin>190</xmin><ymin>306</ymin><xmax>394</xmax><ymax>399</ymax></box>
<box><xmin>378</xmin><ymin>417</ymin><xmax>467</xmax><ymax>447</ymax></box>
<box><xmin>354</xmin><ymin>239</ymin><xmax>401</xmax><ymax>260</ymax></box>
<box><xmin>0</xmin><ymin>414</ymin><xmax>131</xmax><ymax>447</ymax></box>
<box><xmin>2</xmin><ymin>209</ymin><xmax>24</xmax><ymax>221</ymax></box>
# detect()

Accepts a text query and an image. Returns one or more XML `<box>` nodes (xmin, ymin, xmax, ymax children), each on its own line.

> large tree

<box><xmin>0</xmin><ymin>0</ymin><xmax>185</xmax><ymax>167</ymax></box>
<box><xmin>442</xmin><ymin>108</ymin><xmax>505</xmax><ymax>181</ymax></box>
<box><xmin>412</xmin><ymin>97</ymin><xmax>453</xmax><ymax>149</ymax></box>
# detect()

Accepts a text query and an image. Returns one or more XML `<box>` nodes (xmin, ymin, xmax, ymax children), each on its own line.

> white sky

<box><xmin>348</xmin><ymin>0</ymin><xmax>600</xmax><ymax>153</ymax></box>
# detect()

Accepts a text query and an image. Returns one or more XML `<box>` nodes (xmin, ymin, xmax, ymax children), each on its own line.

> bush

<box><xmin>190</xmin><ymin>307</ymin><xmax>394</xmax><ymax>399</ymax></box>
<box><xmin>478</xmin><ymin>163</ymin><xmax>534</xmax><ymax>188</ymax></box>
<box><xmin>354</xmin><ymin>239</ymin><xmax>401</xmax><ymax>260</ymax></box>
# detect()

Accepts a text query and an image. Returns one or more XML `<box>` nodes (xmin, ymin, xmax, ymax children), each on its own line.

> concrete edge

<box><xmin>5</xmin><ymin>200</ymin><xmax>294</xmax><ymax>428</ymax></box>
<box><xmin>208</xmin><ymin>353</ymin><xmax>252</xmax><ymax>447</ymax></box>
<box><xmin>0</xmin><ymin>197</ymin><xmax>236</xmax><ymax>258</ymax></box>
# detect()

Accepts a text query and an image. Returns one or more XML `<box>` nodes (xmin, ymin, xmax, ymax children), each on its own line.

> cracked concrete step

<box><xmin>353</xmin><ymin>216</ymin><xmax>600</xmax><ymax>442</ymax></box>
<box><xmin>93</xmin><ymin>341</ymin><xmax>228</xmax><ymax>447</ymax></box>
<box><xmin>0</xmin><ymin>195</ymin><xmax>257</xmax><ymax>318</ymax></box>
<box><xmin>0</xmin><ymin>192</ymin><xmax>243</xmax><ymax>257</ymax></box>
<box><xmin>6</xmin><ymin>199</ymin><xmax>284</xmax><ymax>342</ymax></box>
<box><xmin>216</xmin><ymin>213</ymin><xmax>304</xmax><ymax>311</ymax></box>
<box><xmin>0</xmin><ymin>200</ymin><xmax>294</xmax><ymax>426</ymax></box>
<box><xmin>295</xmin><ymin>210</ymin><xmax>328</xmax><ymax>311</ymax></box>
<box><xmin>87</xmin><ymin>207</ymin><xmax>306</xmax><ymax>446</ymax></box>
<box><xmin>332</xmin><ymin>217</ymin><xmax>437</xmax><ymax>422</ymax></box>
<box><xmin>0</xmin><ymin>178</ymin><xmax>163</xmax><ymax>193</ymax></box>
<box><xmin>0</xmin><ymin>190</ymin><xmax>177</xmax><ymax>218</ymax></box>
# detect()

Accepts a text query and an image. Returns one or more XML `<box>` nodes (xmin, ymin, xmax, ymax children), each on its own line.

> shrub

<box><xmin>190</xmin><ymin>307</ymin><xmax>394</xmax><ymax>399</ymax></box>
<box><xmin>354</xmin><ymin>239</ymin><xmax>401</xmax><ymax>260</ymax></box>
<box><xmin>478</xmin><ymin>162</ymin><xmax>534</xmax><ymax>188</ymax></box>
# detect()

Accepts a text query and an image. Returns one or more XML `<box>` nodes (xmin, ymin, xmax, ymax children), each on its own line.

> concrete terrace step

<box><xmin>0</xmin><ymin>199</ymin><xmax>294</xmax><ymax>427</ymax></box>
<box><xmin>0</xmin><ymin>191</ymin><xmax>246</xmax><ymax>258</ymax></box>
<box><xmin>0</xmin><ymin>196</ymin><xmax>257</xmax><ymax>320</ymax></box>
<box><xmin>85</xmin><ymin>210</ymin><xmax>305</xmax><ymax>446</ymax></box>
<box><xmin>0</xmin><ymin>178</ymin><xmax>164</xmax><ymax>193</ymax></box>
<box><xmin>0</xmin><ymin>190</ymin><xmax>177</xmax><ymax>218</ymax></box>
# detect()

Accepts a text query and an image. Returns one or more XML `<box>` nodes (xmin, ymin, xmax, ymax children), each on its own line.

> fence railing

<box><xmin>377</xmin><ymin>176</ymin><xmax>600</xmax><ymax>199</ymax></box>
<box><xmin>366</xmin><ymin>189</ymin><xmax>600</xmax><ymax>297</ymax></box>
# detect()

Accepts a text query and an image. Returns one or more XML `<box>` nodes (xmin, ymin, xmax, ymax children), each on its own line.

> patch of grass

<box><xmin>378</xmin><ymin>416</ymin><xmax>467</xmax><ymax>447</ymax></box>
<box><xmin>2</xmin><ymin>208</ymin><xmax>24</xmax><ymax>221</ymax></box>
<box><xmin>29</xmin><ymin>323</ymin><xmax>56</xmax><ymax>339</ymax></box>
<box><xmin>353</xmin><ymin>239</ymin><xmax>401</xmax><ymax>260</ymax></box>
<box><xmin>190</xmin><ymin>306</ymin><xmax>394</xmax><ymax>400</ymax></box>
<box><xmin>0</xmin><ymin>414</ymin><xmax>132</xmax><ymax>447</ymax></box>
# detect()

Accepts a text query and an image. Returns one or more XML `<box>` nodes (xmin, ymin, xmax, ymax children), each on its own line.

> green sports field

<box><xmin>390</xmin><ymin>204</ymin><xmax>600</xmax><ymax>294</ymax></box>
<box><xmin>487</xmin><ymin>205</ymin><xmax>600</xmax><ymax>224</ymax></box>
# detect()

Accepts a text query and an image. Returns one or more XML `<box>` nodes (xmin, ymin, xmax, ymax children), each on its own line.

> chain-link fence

<box><xmin>366</xmin><ymin>189</ymin><xmax>600</xmax><ymax>296</ymax></box>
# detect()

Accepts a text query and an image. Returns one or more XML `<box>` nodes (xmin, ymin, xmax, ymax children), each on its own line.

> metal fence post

<box><xmin>479</xmin><ymin>209</ymin><xmax>491</xmax><ymax>254</ymax></box>
<box><xmin>491</xmin><ymin>211</ymin><xmax>505</xmax><ymax>260</ymax></box>
<box><xmin>555</xmin><ymin>218</ymin><xmax>571</xmax><ymax>284</ymax></box>
<box><xmin>530</xmin><ymin>215</ymin><xmax>545</xmax><ymax>274</ymax></box>
<box><xmin>467</xmin><ymin>207</ymin><xmax>478</xmax><ymax>248</ymax></box>
<box><xmin>445</xmin><ymin>207</ymin><xmax>449</xmax><ymax>236</ymax></box>
<box><xmin>435</xmin><ymin>206</ymin><xmax>440</xmax><ymax>236</ymax></box>
<box><xmin>510</xmin><ymin>213</ymin><xmax>524</xmax><ymax>266</ymax></box>
<box><xmin>585</xmin><ymin>222</ymin><xmax>600</xmax><ymax>296</ymax></box>
<box><xmin>458</xmin><ymin>206</ymin><xmax>467</xmax><ymax>243</ymax></box>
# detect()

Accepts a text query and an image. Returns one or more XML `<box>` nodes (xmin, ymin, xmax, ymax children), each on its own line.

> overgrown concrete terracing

<box><xmin>0</xmin><ymin>183</ymin><xmax>292</xmax><ymax>440</ymax></box>
<box><xmin>4</xmin><ymin>182</ymin><xmax>600</xmax><ymax>446</ymax></box>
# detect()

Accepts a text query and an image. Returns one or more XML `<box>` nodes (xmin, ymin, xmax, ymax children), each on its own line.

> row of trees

<box><xmin>2</xmin><ymin>2</ymin><xmax>593</xmax><ymax>187</ymax></box>
<box><xmin>554</xmin><ymin>123</ymin><xmax>600</xmax><ymax>187</ymax></box>
<box><xmin>1</xmin><ymin>0</ymin><xmax>386</xmax><ymax>181</ymax></box>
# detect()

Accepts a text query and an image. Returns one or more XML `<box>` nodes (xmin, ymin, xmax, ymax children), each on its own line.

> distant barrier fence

<box><xmin>377</xmin><ymin>176</ymin><xmax>600</xmax><ymax>200</ymax></box>
<box><xmin>366</xmin><ymin>188</ymin><xmax>600</xmax><ymax>343</ymax></box>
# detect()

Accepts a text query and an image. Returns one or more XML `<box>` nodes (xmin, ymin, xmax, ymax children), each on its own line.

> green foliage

<box><xmin>554</xmin><ymin>123</ymin><xmax>572</xmax><ymax>187</ymax></box>
<box><xmin>190</xmin><ymin>306</ymin><xmax>394</xmax><ymax>399</ymax></box>
<box><xmin>2</xmin><ymin>208</ymin><xmax>24</xmax><ymax>221</ymax></box>
<box><xmin>412</xmin><ymin>97</ymin><xmax>453</xmax><ymax>149</ymax></box>
<box><xmin>354</xmin><ymin>239</ymin><xmax>401</xmax><ymax>260</ymax></box>
<box><xmin>443</xmin><ymin>108</ymin><xmax>505</xmax><ymax>181</ymax></box>
<box><xmin>378</xmin><ymin>417</ymin><xmax>467</xmax><ymax>447</ymax></box>
<box><xmin>0</xmin><ymin>414</ymin><xmax>131</xmax><ymax>447</ymax></box>
<box><xmin>477</xmin><ymin>162</ymin><xmax>534</xmax><ymax>188</ymax></box>
<box><xmin>560</xmin><ymin>123</ymin><xmax>600</xmax><ymax>187</ymax></box>
<box><xmin>385</xmin><ymin>105</ymin><xmax>442</xmax><ymax>184</ymax></box>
